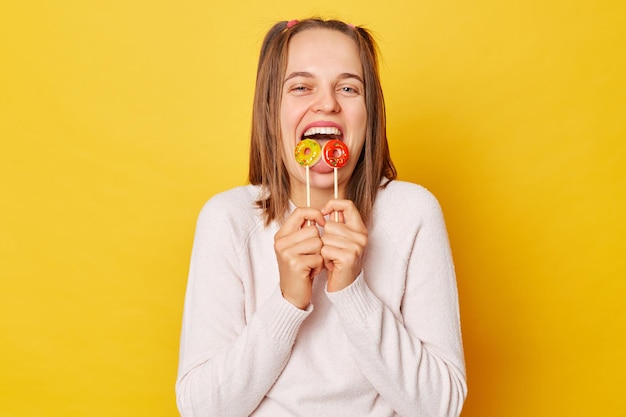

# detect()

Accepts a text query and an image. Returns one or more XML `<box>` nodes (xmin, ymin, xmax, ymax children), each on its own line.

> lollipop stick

<box><xmin>334</xmin><ymin>167</ymin><xmax>339</xmax><ymax>222</ymax></box>
<box><xmin>306</xmin><ymin>165</ymin><xmax>311</xmax><ymax>207</ymax></box>
<box><xmin>306</xmin><ymin>165</ymin><xmax>312</xmax><ymax>226</ymax></box>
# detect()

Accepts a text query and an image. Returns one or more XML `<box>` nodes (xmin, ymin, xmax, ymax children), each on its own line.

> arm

<box><xmin>326</xmin><ymin>191</ymin><xmax>467</xmax><ymax>417</ymax></box>
<box><xmin>175</xmin><ymin>199</ymin><xmax>311</xmax><ymax>417</ymax></box>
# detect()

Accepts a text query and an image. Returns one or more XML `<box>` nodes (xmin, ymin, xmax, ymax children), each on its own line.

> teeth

<box><xmin>303</xmin><ymin>126</ymin><xmax>341</xmax><ymax>137</ymax></box>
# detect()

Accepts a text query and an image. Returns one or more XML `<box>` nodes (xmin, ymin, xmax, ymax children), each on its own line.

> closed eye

<box><xmin>287</xmin><ymin>85</ymin><xmax>313</xmax><ymax>95</ymax></box>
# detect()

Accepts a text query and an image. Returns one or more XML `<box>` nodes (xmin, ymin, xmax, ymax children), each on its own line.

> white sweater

<box><xmin>176</xmin><ymin>181</ymin><xmax>467</xmax><ymax>417</ymax></box>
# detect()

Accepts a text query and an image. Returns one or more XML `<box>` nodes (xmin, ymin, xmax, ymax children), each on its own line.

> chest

<box><xmin>241</xmin><ymin>227</ymin><xmax>408</xmax><ymax>323</ymax></box>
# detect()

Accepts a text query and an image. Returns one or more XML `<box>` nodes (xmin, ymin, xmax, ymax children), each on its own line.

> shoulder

<box><xmin>199</xmin><ymin>184</ymin><xmax>262</xmax><ymax>215</ymax></box>
<box><xmin>195</xmin><ymin>185</ymin><xmax>265</xmax><ymax>238</ymax></box>
<box><xmin>370</xmin><ymin>180</ymin><xmax>451</xmax><ymax>256</ymax></box>
<box><xmin>375</xmin><ymin>180</ymin><xmax>443</xmax><ymax>219</ymax></box>
<box><xmin>372</xmin><ymin>180</ymin><xmax>448</xmax><ymax>238</ymax></box>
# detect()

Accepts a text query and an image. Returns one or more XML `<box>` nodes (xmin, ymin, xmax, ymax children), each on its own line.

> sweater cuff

<box><xmin>325</xmin><ymin>273</ymin><xmax>381</xmax><ymax>324</ymax></box>
<box><xmin>257</xmin><ymin>286</ymin><xmax>312</xmax><ymax>344</ymax></box>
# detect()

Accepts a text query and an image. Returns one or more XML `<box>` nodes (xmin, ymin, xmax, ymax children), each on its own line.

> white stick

<box><xmin>306</xmin><ymin>165</ymin><xmax>311</xmax><ymax>207</ymax></box>
<box><xmin>306</xmin><ymin>165</ymin><xmax>312</xmax><ymax>226</ymax></box>
<box><xmin>334</xmin><ymin>168</ymin><xmax>339</xmax><ymax>222</ymax></box>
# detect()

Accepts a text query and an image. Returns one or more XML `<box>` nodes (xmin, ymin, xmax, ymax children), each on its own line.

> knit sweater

<box><xmin>176</xmin><ymin>180</ymin><xmax>467</xmax><ymax>417</ymax></box>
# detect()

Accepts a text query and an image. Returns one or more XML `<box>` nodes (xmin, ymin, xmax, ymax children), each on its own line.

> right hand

<box><xmin>274</xmin><ymin>207</ymin><xmax>326</xmax><ymax>309</ymax></box>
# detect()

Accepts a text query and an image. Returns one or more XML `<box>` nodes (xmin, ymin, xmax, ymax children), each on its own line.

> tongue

<box><xmin>304</xmin><ymin>134</ymin><xmax>341</xmax><ymax>141</ymax></box>
<box><xmin>311</xmin><ymin>160</ymin><xmax>334</xmax><ymax>174</ymax></box>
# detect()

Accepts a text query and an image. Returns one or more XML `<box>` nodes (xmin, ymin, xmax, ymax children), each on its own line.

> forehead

<box><xmin>285</xmin><ymin>28</ymin><xmax>363</xmax><ymax>76</ymax></box>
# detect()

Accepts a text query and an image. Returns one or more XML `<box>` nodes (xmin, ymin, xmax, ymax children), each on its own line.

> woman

<box><xmin>176</xmin><ymin>18</ymin><xmax>467</xmax><ymax>417</ymax></box>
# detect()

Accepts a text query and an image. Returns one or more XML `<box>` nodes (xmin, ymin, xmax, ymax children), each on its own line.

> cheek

<box><xmin>279</xmin><ymin>109</ymin><xmax>292</xmax><ymax>148</ymax></box>
<box><xmin>345</xmin><ymin>99</ymin><xmax>367</xmax><ymax>128</ymax></box>
<box><xmin>357</xmin><ymin>102</ymin><xmax>368</xmax><ymax>128</ymax></box>
<box><xmin>280</xmin><ymin>100</ymin><xmax>299</xmax><ymax>137</ymax></box>
<box><xmin>279</xmin><ymin>100</ymin><xmax>288</xmax><ymax>131</ymax></box>
<box><xmin>351</xmin><ymin>106</ymin><xmax>368</xmax><ymax>143</ymax></box>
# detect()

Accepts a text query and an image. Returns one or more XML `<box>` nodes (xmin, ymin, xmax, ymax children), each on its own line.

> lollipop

<box><xmin>322</xmin><ymin>139</ymin><xmax>350</xmax><ymax>221</ymax></box>
<box><xmin>294</xmin><ymin>139</ymin><xmax>322</xmax><ymax>167</ymax></box>
<box><xmin>294</xmin><ymin>139</ymin><xmax>322</xmax><ymax>221</ymax></box>
<box><xmin>322</xmin><ymin>139</ymin><xmax>349</xmax><ymax>168</ymax></box>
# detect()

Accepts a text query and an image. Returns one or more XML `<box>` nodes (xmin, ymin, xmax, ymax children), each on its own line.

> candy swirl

<box><xmin>294</xmin><ymin>139</ymin><xmax>322</xmax><ymax>166</ymax></box>
<box><xmin>322</xmin><ymin>139</ymin><xmax>349</xmax><ymax>168</ymax></box>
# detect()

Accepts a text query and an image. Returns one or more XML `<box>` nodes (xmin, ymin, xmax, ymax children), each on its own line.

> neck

<box><xmin>290</xmin><ymin>182</ymin><xmax>346</xmax><ymax>210</ymax></box>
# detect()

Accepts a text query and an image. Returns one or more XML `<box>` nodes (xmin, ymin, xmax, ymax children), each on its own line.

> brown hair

<box><xmin>248</xmin><ymin>18</ymin><xmax>396</xmax><ymax>225</ymax></box>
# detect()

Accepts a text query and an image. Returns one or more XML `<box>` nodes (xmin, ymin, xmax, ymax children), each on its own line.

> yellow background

<box><xmin>1</xmin><ymin>0</ymin><xmax>624</xmax><ymax>416</ymax></box>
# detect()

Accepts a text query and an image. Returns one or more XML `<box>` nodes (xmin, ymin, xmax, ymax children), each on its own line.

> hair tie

<box><xmin>348</xmin><ymin>23</ymin><xmax>356</xmax><ymax>29</ymax></box>
<box><xmin>287</xmin><ymin>19</ymin><xmax>299</xmax><ymax>28</ymax></box>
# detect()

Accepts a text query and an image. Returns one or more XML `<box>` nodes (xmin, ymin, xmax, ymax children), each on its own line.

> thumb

<box><xmin>324</xmin><ymin>258</ymin><xmax>334</xmax><ymax>273</ymax></box>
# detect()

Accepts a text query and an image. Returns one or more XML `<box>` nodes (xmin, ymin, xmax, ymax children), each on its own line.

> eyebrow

<box><xmin>284</xmin><ymin>71</ymin><xmax>364</xmax><ymax>84</ymax></box>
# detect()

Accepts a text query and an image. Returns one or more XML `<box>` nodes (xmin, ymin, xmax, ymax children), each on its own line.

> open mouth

<box><xmin>301</xmin><ymin>126</ymin><xmax>343</xmax><ymax>142</ymax></box>
<box><xmin>297</xmin><ymin>126</ymin><xmax>348</xmax><ymax>173</ymax></box>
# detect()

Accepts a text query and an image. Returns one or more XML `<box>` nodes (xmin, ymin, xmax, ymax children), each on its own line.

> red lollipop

<box><xmin>322</xmin><ymin>139</ymin><xmax>349</xmax><ymax>168</ymax></box>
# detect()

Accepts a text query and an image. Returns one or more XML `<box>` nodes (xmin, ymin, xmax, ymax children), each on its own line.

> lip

<box><xmin>299</xmin><ymin>121</ymin><xmax>344</xmax><ymax>140</ymax></box>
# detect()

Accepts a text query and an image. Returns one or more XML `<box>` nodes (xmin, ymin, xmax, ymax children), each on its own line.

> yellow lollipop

<box><xmin>294</xmin><ymin>139</ymin><xmax>322</xmax><ymax>166</ymax></box>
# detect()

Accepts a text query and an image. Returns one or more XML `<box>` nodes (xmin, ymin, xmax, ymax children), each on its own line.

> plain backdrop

<box><xmin>1</xmin><ymin>0</ymin><xmax>625</xmax><ymax>416</ymax></box>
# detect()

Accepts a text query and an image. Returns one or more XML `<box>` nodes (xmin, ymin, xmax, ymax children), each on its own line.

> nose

<box><xmin>312</xmin><ymin>88</ymin><xmax>340</xmax><ymax>113</ymax></box>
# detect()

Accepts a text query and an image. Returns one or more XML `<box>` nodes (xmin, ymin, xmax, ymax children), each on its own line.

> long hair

<box><xmin>248</xmin><ymin>18</ymin><xmax>396</xmax><ymax>225</ymax></box>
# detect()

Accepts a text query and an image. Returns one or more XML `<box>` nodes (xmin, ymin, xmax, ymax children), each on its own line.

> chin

<box><xmin>309</xmin><ymin>173</ymin><xmax>337</xmax><ymax>190</ymax></box>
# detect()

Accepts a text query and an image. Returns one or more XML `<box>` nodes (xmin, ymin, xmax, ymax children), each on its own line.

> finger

<box><xmin>280</xmin><ymin>252</ymin><xmax>323</xmax><ymax>309</ymax></box>
<box><xmin>331</xmin><ymin>210</ymin><xmax>344</xmax><ymax>223</ymax></box>
<box><xmin>274</xmin><ymin>230</ymin><xmax>323</xmax><ymax>260</ymax></box>
<box><xmin>322</xmin><ymin>214</ymin><xmax>368</xmax><ymax>250</ymax></box>
<box><xmin>290</xmin><ymin>234</ymin><xmax>325</xmax><ymax>256</ymax></box>
<box><xmin>320</xmin><ymin>218</ymin><xmax>368</xmax><ymax>287</ymax></box>
<box><xmin>288</xmin><ymin>253</ymin><xmax>324</xmax><ymax>276</ymax></box>
<box><xmin>321</xmin><ymin>227</ymin><xmax>368</xmax><ymax>251</ymax></box>
<box><xmin>321</xmin><ymin>199</ymin><xmax>366</xmax><ymax>231</ymax></box>
<box><xmin>307</xmin><ymin>254</ymin><xmax>325</xmax><ymax>277</ymax></box>
<box><xmin>320</xmin><ymin>242</ymin><xmax>362</xmax><ymax>291</ymax></box>
<box><xmin>275</xmin><ymin>207</ymin><xmax>326</xmax><ymax>238</ymax></box>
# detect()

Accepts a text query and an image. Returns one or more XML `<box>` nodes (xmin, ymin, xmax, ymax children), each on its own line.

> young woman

<box><xmin>176</xmin><ymin>18</ymin><xmax>467</xmax><ymax>417</ymax></box>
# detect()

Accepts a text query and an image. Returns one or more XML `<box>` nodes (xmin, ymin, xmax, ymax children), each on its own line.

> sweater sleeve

<box><xmin>326</xmin><ymin>188</ymin><xmax>467</xmax><ymax>417</ymax></box>
<box><xmin>175</xmin><ymin>195</ymin><xmax>312</xmax><ymax>417</ymax></box>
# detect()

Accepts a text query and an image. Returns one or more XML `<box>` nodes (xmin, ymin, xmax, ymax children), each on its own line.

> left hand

<box><xmin>320</xmin><ymin>199</ymin><xmax>368</xmax><ymax>292</ymax></box>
